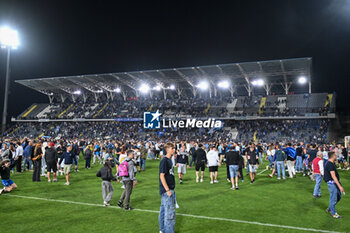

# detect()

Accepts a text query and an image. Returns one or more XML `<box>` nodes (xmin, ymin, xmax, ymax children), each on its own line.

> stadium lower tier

<box><xmin>6</xmin><ymin>119</ymin><xmax>330</xmax><ymax>144</ymax></box>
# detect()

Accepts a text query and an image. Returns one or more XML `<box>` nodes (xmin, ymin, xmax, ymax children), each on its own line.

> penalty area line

<box><xmin>4</xmin><ymin>194</ymin><xmax>343</xmax><ymax>233</ymax></box>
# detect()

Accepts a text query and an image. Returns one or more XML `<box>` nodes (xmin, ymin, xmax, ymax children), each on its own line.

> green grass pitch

<box><xmin>0</xmin><ymin>158</ymin><xmax>349</xmax><ymax>233</ymax></box>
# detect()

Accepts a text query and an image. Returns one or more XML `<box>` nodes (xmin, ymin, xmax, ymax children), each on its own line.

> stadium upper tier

<box><xmin>6</xmin><ymin>119</ymin><xmax>330</xmax><ymax>144</ymax></box>
<box><xmin>15</xmin><ymin>93</ymin><xmax>335</xmax><ymax>121</ymax></box>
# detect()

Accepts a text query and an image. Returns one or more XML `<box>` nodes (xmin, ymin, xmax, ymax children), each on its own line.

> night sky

<box><xmin>1</xmin><ymin>0</ymin><xmax>350</xmax><ymax>123</ymax></box>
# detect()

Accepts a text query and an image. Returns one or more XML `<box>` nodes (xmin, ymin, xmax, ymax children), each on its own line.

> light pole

<box><xmin>0</xmin><ymin>26</ymin><xmax>19</xmax><ymax>134</ymax></box>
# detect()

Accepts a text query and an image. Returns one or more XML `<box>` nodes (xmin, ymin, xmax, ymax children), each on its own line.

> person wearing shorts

<box><xmin>194</xmin><ymin>144</ymin><xmax>207</xmax><ymax>183</ymax></box>
<box><xmin>58</xmin><ymin>145</ymin><xmax>75</xmax><ymax>186</ymax></box>
<box><xmin>207</xmin><ymin>145</ymin><xmax>220</xmax><ymax>184</ymax></box>
<box><xmin>176</xmin><ymin>145</ymin><xmax>189</xmax><ymax>184</ymax></box>
<box><xmin>247</xmin><ymin>145</ymin><xmax>259</xmax><ymax>184</ymax></box>
<box><xmin>0</xmin><ymin>160</ymin><xmax>17</xmax><ymax>194</ymax></box>
<box><xmin>45</xmin><ymin>142</ymin><xmax>58</xmax><ymax>182</ymax></box>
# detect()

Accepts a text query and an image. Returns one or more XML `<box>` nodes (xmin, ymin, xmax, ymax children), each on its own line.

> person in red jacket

<box><xmin>313</xmin><ymin>151</ymin><xmax>324</xmax><ymax>198</ymax></box>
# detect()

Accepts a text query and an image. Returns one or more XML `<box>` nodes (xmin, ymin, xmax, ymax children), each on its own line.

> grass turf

<box><xmin>0</xmin><ymin>157</ymin><xmax>349</xmax><ymax>233</ymax></box>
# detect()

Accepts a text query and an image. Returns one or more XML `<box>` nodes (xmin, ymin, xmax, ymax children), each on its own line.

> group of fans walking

<box><xmin>0</xmin><ymin>137</ymin><xmax>348</xmax><ymax>232</ymax></box>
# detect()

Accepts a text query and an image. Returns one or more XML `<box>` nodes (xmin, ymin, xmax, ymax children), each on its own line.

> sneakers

<box><xmin>326</xmin><ymin>208</ymin><xmax>331</xmax><ymax>214</ymax></box>
<box><xmin>117</xmin><ymin>201</ymin><xmax>124</xmax><ymax>208</ymax></box>
<box><xmin>214</xmin><ymin>180</ymin><xmax>218</xmax><ymax>183</ymax></box>
<box><xmin>121</xmin><ymin>185</ymin><xmax>125</xmax><ymax>189</ymax></box>
<box><xmin>231</xmin><ymin>186</ymin><xmax>235</xmax><ymax>190</ymax></box>
<box><xmin>196</xmin><ymin>177</ymin><xmax>199</xmax><ymax>183</ymax></box>
<box><xmin>0</xmin><ymin>188</ymin><xmax>4</xmax><ymax>195</ymax></box>
<box><xmin>48</xmin><ymin>180</ymin><xmax>52</xmax><ymax>183</ymax></box>
<box><xmin>179</xmin><ymin>179</ymin><xmax>183</xmax><ymax>184</ymax></box>
<box><xmin>104</xmin><ymin>202</ymin><xmax>110</xmax><ymax>206</ymax></box>
<box><xmin>235</xmin><ymin>186</ymin><xmax>239</xmax><ymax>190</ymax></box>
<box><xmin>210</xmin><ymin>181</ymin><xmax>213</xmax><ymax>184</ymax></box>
<box><xmin>313</xmin><ymin>195</ymin><xmax>321</xmax><ymax>198</ymax></box>
<box><xmin>175</xmin><ymin>203</ymin><xmax>180</xmax><ymax>209</ymax></box>
<box><xmin>64</xmin><ymin>182</ymin><xmax>70</xmax><ymax>186</ymax></box>
<box><xmin>124</xmin><ymin>207</ymin><xmax>134</xmax><ymax>211</ymax></box>
<box><xmin>53</xmin><ymin>179</ymin><xmax>58</xmax><ymax>182</ymax></box>
<box><xmin>227</xmin><ymin>179</ymin><xmax>230</xmax><ymax>183</ymax></box>
<box><xmin>333</xmin><ymin>213</ymin><xmax>343</xmax><ymax>218</ymax></box>
<box><xmin>200</xmin><ymin>178</ymin><xmax>203</xmax><ymax>183</ymax></box>
<box><xmin>269</xmin><ymin>174</ymin><xmax>273</xmax><ymax>178</ymax></box>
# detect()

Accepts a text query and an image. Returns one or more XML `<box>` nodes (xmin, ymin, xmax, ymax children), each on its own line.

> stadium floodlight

<box><xmin>1</xmin><ymin>26</ymin><xmax>19</xmax><ymax>133</ymax></box>
<box><xmin>96</xmin><ymin>90</ymin><xmax>103</xmax><ymax>93</ymax></box>
<box><xmin>217</xmin><ymin>80</ymin><xmax>230</xmax><ymax>89</ymax></box>
<box><xmin>251</xmin><ymin>79</ymin><xmax>265</xmax><ymax>86</ymax></box>
<box><xmin>113</xmin><ymin>88</ymin><xmax>121</xmax><ymax>93</ymax></box>
<box><xmin>196</xmin><ymin>81</ymin><xmax>209</xmax><ymax>90</ymax></box>
<box><xmin>0</xmin><ymin>26</ymin><xmax>19</xmax><ymax>49</ymax></box>
<box><xmin>298</xmin><ymin>76</ymin><xmax>307</xmax><ymax>84</ymax></box>
<box><xmin>139</xmin><ymin>84</ymin><xmax>150</xmax><ymax>93</ymax></box>
<box><xmin>73</xmin><ymin>90</ymin><xmax>81</xmax><ymax>95</ymax></box>
<box><xmin>153</xmin><ymin>85</ymin><xmax>162</xmax><ymax>91</ymax></box>
<box><xmin>169</xmin><ymin>84</ymin><xmax>175</xmax><ymax>90</ymax></box>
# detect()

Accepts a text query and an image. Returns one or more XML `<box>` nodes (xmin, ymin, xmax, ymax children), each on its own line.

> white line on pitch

<box><xmin>4</xmin><ymin>194</ymin><xmax>343</xmax><ymax>233</ymax></box>
<box><xmin>257</xmin><ymin>168</ymin><xmax>268</xmax><ymax>175</ymax></box>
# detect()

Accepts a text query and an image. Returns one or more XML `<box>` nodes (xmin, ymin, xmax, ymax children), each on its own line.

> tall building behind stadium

<box><xmin>6</xmin><ymin>57</ymin><xmax>339</xmax><ymax>143</ymax></box>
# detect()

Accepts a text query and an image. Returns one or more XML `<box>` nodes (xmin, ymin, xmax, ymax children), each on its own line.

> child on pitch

<box><xmin>96</xmin><ymin>160</ymin><xmax>117</xmax><ymax>206</ymax></box>
<box><xmin>176</xmin><ymin>144</ymin><xmax>189</xmax><ymax>184</ymax></box>
<box><xmin>0</xmin><ymin>160</ymin><xmax>17</xmax><ymax>194</ymax></box>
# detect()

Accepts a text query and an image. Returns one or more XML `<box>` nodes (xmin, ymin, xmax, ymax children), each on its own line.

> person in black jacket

<box><xmin>226</xmin><ymin>146</ymin><xmax>242</xmax><ymax>190</ymax></box>
<box><xmin>32</xmin><ymin>142</ymin><xmax>43</xmax><ymax>182</ymax></box>
<box><xmin>83</xmin><ymin>144</ymin><xmax>93</xmax><ymax>169</ymax></box>
<box><xmin>194</xmin><ymin>144</ymin><xmax>207</xmax><ymax>183</ymax></box>
<box><xmin>45</xmin><ymin>142</ymin><xmax>58</xmax><ymax>182</ymax></box>
<box><xmin>0</xmin><ymin>160</ymin><xmax>17</xmax><ymax>194</ymax></box>
<box><xmin>96</xmin><ymin>160</ymin><xmax>116</xmax><ymax>206</ymax></box>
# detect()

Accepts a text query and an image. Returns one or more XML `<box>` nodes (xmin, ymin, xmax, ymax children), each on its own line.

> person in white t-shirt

<box><xmin>266</xmin><ymin>145</ymin><xmax>275</xmax><ymax>170</ymax></box>
<box><xmin>207</xmin><ymin>145</ymin><xmax>220</xmax><ymax>184</ymax></box>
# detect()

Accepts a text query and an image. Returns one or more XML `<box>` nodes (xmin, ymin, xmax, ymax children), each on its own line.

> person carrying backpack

<box><xmin>96</xmin><ymin>160</ymin><xmax>117</xmax><ymax>206</ymax></box>
<box><xmin>117</xmin><ymin>150</ymin><xmax>135</xmax><ymax>210</ymax></box>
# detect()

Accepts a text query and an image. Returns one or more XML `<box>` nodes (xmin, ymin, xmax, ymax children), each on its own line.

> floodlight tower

<box><xmin>0</xmin><ymin>26</ymin><xmax>19</xmax><ymax>134</ymax></box>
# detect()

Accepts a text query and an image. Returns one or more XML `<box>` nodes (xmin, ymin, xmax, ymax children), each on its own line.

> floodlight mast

<box><xmin>1</xmin><ymin>26</ymin><xmax>19</xmax><ymax>134</ymax></box>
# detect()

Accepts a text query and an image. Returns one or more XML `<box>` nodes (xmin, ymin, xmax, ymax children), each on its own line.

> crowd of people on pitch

<box><xmin>0</xmin><ymin>136</ymin><xmax>348</xmax><ymax>220</ymax></box>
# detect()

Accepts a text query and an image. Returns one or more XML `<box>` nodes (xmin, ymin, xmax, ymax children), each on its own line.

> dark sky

<box><xmin>1</xmin><ymin>0</ymin><xmax>350</xmax><ymax>123</ymax></box>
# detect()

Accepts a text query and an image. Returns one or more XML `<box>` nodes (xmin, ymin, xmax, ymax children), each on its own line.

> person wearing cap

<box><xmin>45</xmin><ymin>142</ymin><xmax>58</xmax><ymax>182</ymax></box>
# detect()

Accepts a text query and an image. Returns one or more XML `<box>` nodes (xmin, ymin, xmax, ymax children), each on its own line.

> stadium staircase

<box><xmin>58</xmin><ymin>104</ymin><xmax>73</xmax><ymax>118</ymax></box>
<box><xmin>20</xmin><ymin>104</ymin><xmax>37</xmax><ymax>118</ymax></box>
<box><xmin>93</xmin><ymin>103</ymin><xmax>108</xmax><ymax>118</ymax></box>
<box><xmin>204</xmin><ymin>104</ymin><xmax>210</xmax><ymax>114</ymax></box>
<box><xmin>36</xmin><ymin>104</ymin><xmax>51</xmax><ymax>118</ymax></box>
<box><xmin>325</xmin><ymin>94</ymin><xmax>333</xmax><ymax>108</ymax></box>
<box><xmin>226</xmin><ymin>99</ymin><xmax>237</xmax><ymax>113</ymax></box>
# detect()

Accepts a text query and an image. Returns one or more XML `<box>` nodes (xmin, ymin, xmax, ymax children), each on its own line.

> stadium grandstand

<box><xmin>6</xmin><ymin>57</ymin><xmax>336</xmax><ymax>143</ymax></box>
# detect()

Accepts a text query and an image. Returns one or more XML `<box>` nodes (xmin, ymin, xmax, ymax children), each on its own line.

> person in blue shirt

<box><xmin>23</xmin><ymin>141</ymin><xmax>33</xmax><ymax>171</ymax></box>
<box><xmin>93</xmin><ymin>142</ymin><xmax>102</xmax><ymax>165</ymax></box>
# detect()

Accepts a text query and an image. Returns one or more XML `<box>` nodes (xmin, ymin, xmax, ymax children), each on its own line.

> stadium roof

<box><xmin>16</xmin><ymin>57</ymin><xmax>312</xmax><ymax>99</ymax></box>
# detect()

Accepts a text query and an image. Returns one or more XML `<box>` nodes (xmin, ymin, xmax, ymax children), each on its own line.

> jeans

<box><xmin>295</xmin><ymin>156</ymin><xmax>303</xmax><ymax>172</ymax></box>
<box><xmin>120</xmin><ymin>180</ymin><xmax>133</xmax><ymax>208</ymax></box>
<box><xmin>85</xmin><ymin>158</ymin><xmax>91</xmax><ymax>168</ymax></box>
<box><xmin>276</xmin><ymin>161</ymin><xmax>285</xmax><ymax>179</ymax></box>
<box><xmin>140</xmin><ymin>159</ymin><xmax>146</xmax><ymax>171</ymax></box>
<box><xmin>229</xmin><ymin>165</ymin><xmax>239</xmax><ymax>178</ymax></box>
<box><xmin>327</xmin><ymin>183</ymin><xmax>342</xmax><ymax>215</ymax></box>
<box><xmin>102</xmin><ymin>180</ymin><xmax>114</xmax><ymax>203</ymax></box>
<box><xmin>23</xmin><ymin>157</ymin><xmax>32</xmax><ymax>171</ymax></box>
<box><xmin>267</xmin><ymin>156</ymin><xmax>273</xmax><ymax>168</ymax></box>
<box><xmin>159</xmin><ymin>190</ymin><xmax>175</xmax><ymax>233</ymax></box>
<box><xmin>313</xmin><ymin>174</ymin><xmax>322</xmax><ymax>196</ymax></box>
<box><xmin>41</xmin><ymin>158</ymin><xmax>46</xmax><ymax>175</ymax></box>
<box><xmin>258</xmin><ymin>152</ymin><xmax>263</xmax><ymax>165</ymax></box>
<box><xmin>190</xmin><ymin>156</ymin><xmax>196</xmax><ymax>167</ymax></box>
